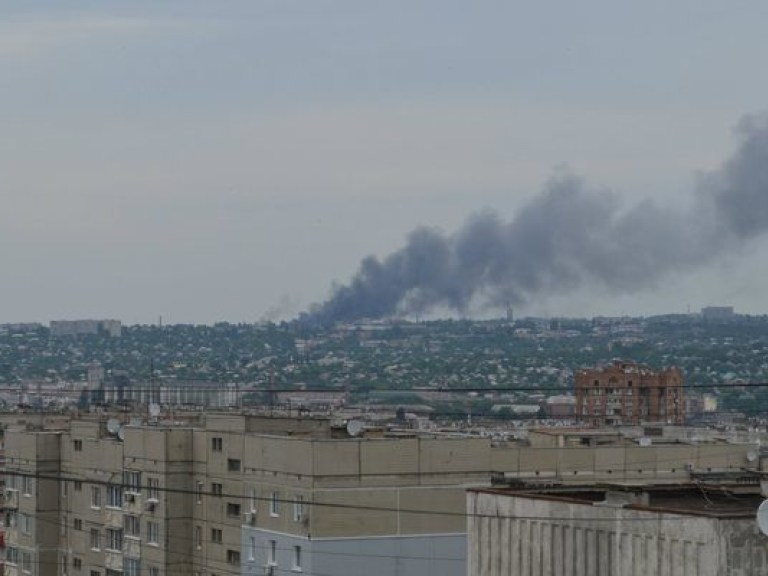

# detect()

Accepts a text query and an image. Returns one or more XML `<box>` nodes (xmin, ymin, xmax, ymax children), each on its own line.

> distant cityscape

<box><xmin>3</xmin><ymin>306</ymin><xmax>768</xmax><ymax>575</ymax></box>
<box><xmin>0</xmin><ymin>306</ymin><xmax>761</xmax><ymax>423</ymax></box>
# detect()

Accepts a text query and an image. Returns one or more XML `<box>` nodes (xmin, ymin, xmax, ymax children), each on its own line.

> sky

<box><xmin>2</xmin><ymin>1</ymin><xmax>768</xmax><ymax>325</ymax></box>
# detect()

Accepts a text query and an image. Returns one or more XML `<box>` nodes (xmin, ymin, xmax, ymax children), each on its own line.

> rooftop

<box><xmin>472</xmin><ymin>483</ymin><xmax>766</xmax><ymax>519</ymax></box>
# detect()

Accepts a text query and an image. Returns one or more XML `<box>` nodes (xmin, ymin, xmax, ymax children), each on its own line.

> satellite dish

<box><xmin>346</xmin><ymin>420</ymin><xmax>364</xmax><ymax>437</ymax></box>
<box><xmin>106</xmin><ymin>418</ymin><xmax>120</xmax><ymax>435</ymax></box>
<box><xmin>748</xmin><ymin>450</ymin><xmax>759</xmax><ymax>463</ymax></box>
<box><xmin>149</xmin><ymin>403</ymin><xmax>160</xmax><ymax>418</ymax></box>
<box><xmin>117</xmin><ymin>426</ymin><xmax>126</xmax><ymax>441</ymax></box>
<box><xmin>758</xmin><ymin>500</ymin><xmax>768</xmax><ymax>536</ymax></box>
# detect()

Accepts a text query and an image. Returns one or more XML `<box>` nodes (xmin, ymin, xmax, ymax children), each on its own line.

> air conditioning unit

<box><xmin>264</xmin><ymin>566</ymin><xmax>275</xmax><ymax>576</ymax></box>
<box><xmin>145</xmin><ymin>501</ymin><xmax>156</xmax><ymax>512</ymax></box>
<box><xmin>125</xmin><ymin>493</ymin><xmax>136</xmax><ymax>503</ymax></box>
<box><xmin>245</xmin><ymin>511</ymin><xmax>257</xmax><ymax>525</ymax></box>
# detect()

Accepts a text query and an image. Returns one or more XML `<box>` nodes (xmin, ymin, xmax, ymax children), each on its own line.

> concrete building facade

<box><xmin>468</xmin><ymin>484</ymin><xmax>768</xmax><ymax>576</ymax></box>
<box><xmin>575</xmin><ymin>361</ymin><xmax>684</xmax><ymax>426</ymax></box>
<box><xmin>0</xmin><ymin>412</ymin><xmax>759</xmax><ymax>576</ymax></box>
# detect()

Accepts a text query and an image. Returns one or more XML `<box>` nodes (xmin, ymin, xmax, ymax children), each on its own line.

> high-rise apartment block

<box><xmin>575</xmin><ymin>361</ymin><xmax>684</xmax><ymax>426</ymax></box>
<box><xmin>3</xmin><ymin>409</ymin><xmax>750</xmax><ymax>576</ymax></box>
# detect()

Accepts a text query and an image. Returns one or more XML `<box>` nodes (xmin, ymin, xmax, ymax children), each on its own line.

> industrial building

<box><xmin>575</xmin><ymin>361</ymin><xmax>684</xmax><ymax>426</ymax></box>
<box><xmin>468</xmin><ymin>483</ymin><xmax>768</xmax><ymax>576</ymax></box>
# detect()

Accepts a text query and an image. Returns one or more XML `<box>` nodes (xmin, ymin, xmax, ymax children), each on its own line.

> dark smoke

<box><xmin>307</xmin><ymin>114</ymin><xmax>768</xmax><ymax>324</ymax></box>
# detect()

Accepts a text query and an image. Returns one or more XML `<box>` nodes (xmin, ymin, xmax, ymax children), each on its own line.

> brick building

<box><xmin>575</xmin><ymin>361</ymin><xmax>684</xmax><ymax>426</ymax></box>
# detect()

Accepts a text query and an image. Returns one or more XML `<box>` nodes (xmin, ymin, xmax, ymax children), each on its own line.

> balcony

<box><xmin>105</xmin><ymin>550</ymin><xmax>123</xmax><ymax>572</ymax></box>
<box><xmin>2</xmin><ymin>490</ymin><xmax>18</xmax><ymax>510</ymax></box>
<box><xmin>105</xmin><ymin>508</ymin><xmax>123</xmax><ymax>528</ymax></box>
<box><xmin>123</xmin><ymin>492</ymin><xmax>142</xmax><ymax>514</ymax></box>
<box><xmin>124</xmin><ymin>535</ymin><xmax>141</xmax><ymax>557</ymax></box>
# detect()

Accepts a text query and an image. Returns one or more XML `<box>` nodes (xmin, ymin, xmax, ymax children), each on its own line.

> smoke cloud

<box><xmin>307</xmin><ymin>114</ymin><xmax>768</xmax><ymax>324</ymax></box>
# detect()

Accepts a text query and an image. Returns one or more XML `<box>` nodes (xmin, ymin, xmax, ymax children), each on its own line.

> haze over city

<box><xmin>3</xmin><ymin>1</ymin><xmax>768</xmax><ymax>324</ymax></box>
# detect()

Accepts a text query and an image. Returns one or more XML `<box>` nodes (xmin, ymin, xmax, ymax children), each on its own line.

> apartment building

<box><xmin>49</xmin><ymin>320</ymin><xmax>121</xmax><ymax>339</ymax></box>
<box><xmin>0</xmin><ymin>412</ymin><xmax>758</xmax><ymax>576</ymax></box>
<box><xmin>575</xmin><ymin>361</ymin><xmax>684</xmax><ymax>426</ymax></box>
<box><xmin>4</xmin><ymin>431</ymin><xmax>61</xmax><ymax>576</ymax></box>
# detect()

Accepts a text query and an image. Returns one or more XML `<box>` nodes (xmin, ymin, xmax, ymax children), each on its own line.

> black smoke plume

<box><xmin>307</xmin><ymin>114</ymin><xmax>768</xmax><ymax>324</ymax></box>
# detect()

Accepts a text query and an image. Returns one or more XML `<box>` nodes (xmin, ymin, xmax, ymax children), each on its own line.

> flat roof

<box><xmin>470</xmin><ymin>484</ymin><xmax>764</xmax><ymax>519</ymax></box>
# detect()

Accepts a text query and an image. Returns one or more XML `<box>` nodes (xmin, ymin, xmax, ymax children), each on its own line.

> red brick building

<box><xmin>575</xmin><ymin>361</ymin><xmax>684</xmax><ymax>426</ymax></box>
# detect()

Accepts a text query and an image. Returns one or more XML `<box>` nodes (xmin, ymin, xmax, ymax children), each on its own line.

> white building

<box><xmin>468</xmin><ymin>483</ymin><xmax>768</xmax><ymax>576</ymax></box>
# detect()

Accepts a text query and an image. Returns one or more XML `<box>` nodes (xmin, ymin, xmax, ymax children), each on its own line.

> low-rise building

<box><xmin>468</xmin><ymin>483</ymin><xmax>768</xmax><ymax>576</ymax></box>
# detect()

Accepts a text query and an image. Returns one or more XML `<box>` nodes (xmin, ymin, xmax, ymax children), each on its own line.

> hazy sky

<box><xmin>3</xmin><ymin>1</ymin><xmax>768</xmax><ymax>324</ymax></box>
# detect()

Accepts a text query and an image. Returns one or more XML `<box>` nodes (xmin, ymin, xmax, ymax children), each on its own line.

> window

<box><xmin>227</xmin><ymin>458</ymin><xmax>241</xmax><ymax>472</ymax></box>
<box><xmin>123</xmin><ymin>471</ymin><xmax>141</xmax><ymax>494</ymax></box>
<box><xmin>106</xmin><ymin>571</ymin><xmax>121</xmax><ymax>576</ymax></box>
<box><xmin>22</xmin><ymin>476</ymin><xmax>32</xmax><ymax>496</ymax></box>
<box><xmin>124</xmin><ymin>515</ymin><xmax>140</xmax><ymax>537</ymax></box>
<box><xmin>107</xmin><ymin>485</ymin><xmax>123</xmax><ymax>508</ymax></box>
<box><xmin>106</xmin><ymin>528</ymin><xmax>123</xmax><ymax>552</ymax></box>
<box><xmin>197</xmin><ymin>481</ymin><xmax>204</xmax><ymax>504</ymax></box>
<box><xmin>90</xmin><ymin>485</ymin><xmax>102</xmax><ymax>508</ymax></box>
<box><xmin>20</xmin><ymin>512</ymin><xmax>32</xmax><ymax>535</ymax></box>
<box><xmin>292</xmin><ymin>545</ymin><xmax>302</xmax><ymax>571</ymax></box>
<box><xmin>147</xmin><ymin>477</ymin><xmax>160</xmax><ymax>500</ymax></box>
<box><xmin>149</xmin><ymin>567</ymin><xmax>160</xmax><ymax>576</ymax></box>
<box><xmin>249</xmin><ymin>486</ymin><xmax>258</xmax><ymax>512</ymax></box>
<box><xmin>6</xmin><ymin>510</ymin><xmax>17</xmax><ymax>528</ymax></box>
<box><xmin>91</xmin><ymin>571</ymin><xmax>102</xmax><ymax>576</ymax></box>
<box><xmin>74</xmin><ymin>439</ymin><xmax>83</xmax><ymax>451</ymax></box>
<box><xmin>226</xmin><ymin>550</ymin><xmax>241</xmax><ymax>565</ymax></box>
<box><xmin>6</xmin><ymin>547</ymin><xmax>18</xmax><ymax>564</ymax></box>
<box><xmin>147</xmin><ymin>521</ymin><xmax>159</xmax><ymax>545</ymax></box>
<box><xmin>74</xmin><ymin>518</ymin><xmax>83</xmax><ymax>531</ymax></box>
<box><xmin>21</xmin><ymin>551</ymin><xmax>32</xmax><ymax>574</ymax></box>
<box><xmin>6</xmin><ymin>474</ymin><xmax>17</xmax><ymax>490</ymax></box>
<box><xmin>226</xmin><ymin>502</ymin><xmax>241</xmax><ymax>517</ymax></box>
<box><xmin>195</xmin><ymin>525</ymin><xmax>202</xmax><ymax>549</ymax></box>
<box><xmin>90</xmin><ymin>528</ymin><xmax>100</xmax><ymax>550</ymax></box>
<box><xmin>74</xmin><ymin>480</ymin><xmax>82</xmax><ymax>492</ymax></box>
<box><xmin>270</xmin><ymin>492</ymin><xmax>280</xmax><ymax>516</ymax></box>
<box><xmin>211</xmin><ymin>483</ymin><xmax>223</xmax><ymax>497</ymax></box>
<box><xmin>123</xmin><ymin>558</ymin><xmax>140</xmax><ymax>576</ymax></box>
<box><xmin>293</xmin><ymin>495</ymin><xmax>304</xmax><ymax>522</ymax></box>
<box><xmin>211</xmin><ymin>437</ymin><xmax>223</xmax><ymax>451</ymax></box>
<box><xmin>211</xmin><ymin>528</ymin><xmax>222</xmax><ymax>544</ymax></box>
<box><xmin>268</xmin><ymin>540</ymin><xmax>277</xmax><ymax>565</ymax></box>
<box><xmin>74</xmin><ymin>557</ymin><xmax>83</xmax><ymax>570</ymax></box>
<box><xmin>249</xmin><ymin>536</ymin><xmax>256</xmax><ymax>561</ymax></box>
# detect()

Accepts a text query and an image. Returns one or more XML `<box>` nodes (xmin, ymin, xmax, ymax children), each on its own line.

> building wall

<box><xmin>490</xmin><ymin>442</ymin><xmax>748</xmax><ymax>484</ymax></box>
<box><xmin>467</xmin><ymin>490</ymin><xmax>768</xmax><ymax>576</ymax></box>
<box><xmin>241</xmin><ymin>529</ymin><xmax>465</xmax><ymax>576</ymax></box>
<box><xmin>575</xmin><ymin>361</ymin><xmax>684</xmax><ymax>425</ymax></box>
<box><xmin>4</xmin><ymin>431</ymin><xmax>61</xmax><ymax>576</ymax></box>
<box><xmin>0</xmin><ymin>413</ymin><xmax>759</xmax><ymax>576</ymax></box>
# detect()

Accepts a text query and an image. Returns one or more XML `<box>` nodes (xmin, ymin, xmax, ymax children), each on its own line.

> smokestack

<box><xmin>306</xmin><ymin>114</ymin><xmax>768</xmax><ymax>324</ymax></box>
